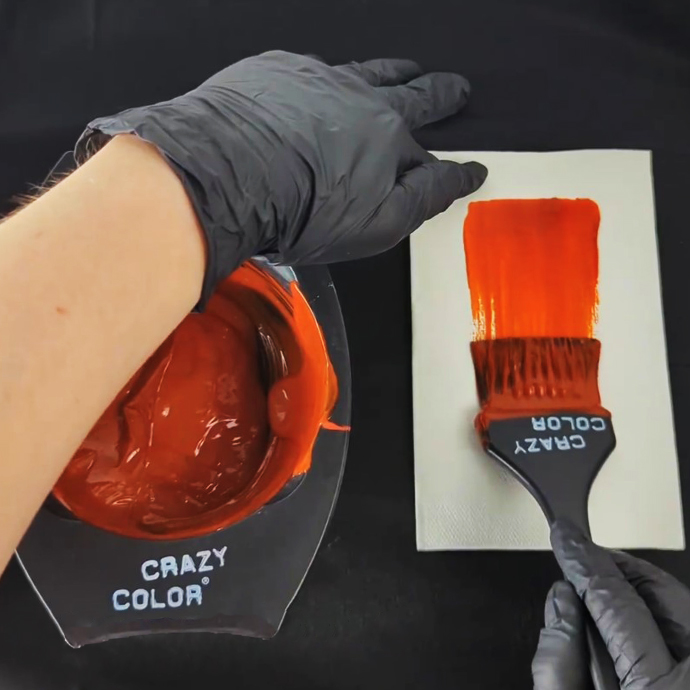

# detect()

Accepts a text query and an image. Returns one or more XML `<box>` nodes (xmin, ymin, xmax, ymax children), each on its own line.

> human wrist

<box><xmin>76</xmin><ymin>104</ymin><xmax>256</xmax><ymax>309</ymax></box>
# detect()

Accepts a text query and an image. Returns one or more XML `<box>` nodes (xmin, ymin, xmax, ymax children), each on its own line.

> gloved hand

<box><xmin>75</xmin><ymin>51</ymin><xmax>487</xmax><ymax>307</ymax></box>
<box><xmin>532</xmin><ymin>520</ymin><xmax>690</xmax><ymax>689</ymax></box>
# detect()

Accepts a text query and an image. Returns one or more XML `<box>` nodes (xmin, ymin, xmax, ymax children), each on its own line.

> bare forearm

<box><xmin>0</xmin><ymin>135</ymin><xmax>205</xmax><ymax>566</ymax></box>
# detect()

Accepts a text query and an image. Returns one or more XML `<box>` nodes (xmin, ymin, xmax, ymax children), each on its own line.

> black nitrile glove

<box><xmin>532</xmin><ymin>520</ymin><xmax>690</xmax><ymax>689</ymax></box>
<box><xmin>532</xmin><ymin>580</ymin><xmax>591</xmax><ymax>690</ymax></box>
<box><xmin>75</xmin><ymin>51</ymin><xmax>487</xmax><ymax>307</ymax></box>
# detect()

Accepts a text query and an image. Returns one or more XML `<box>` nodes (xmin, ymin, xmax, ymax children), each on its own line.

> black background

<box><xmin>2</xmin><ymin>1</ymin><xmax>690</xmax><ymax>688</ymax></box>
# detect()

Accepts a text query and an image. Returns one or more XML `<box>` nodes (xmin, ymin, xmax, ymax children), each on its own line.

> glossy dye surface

<box><xmin>53</xmin><ymin>263</ymin><xmax>338</xmax><ymax>540</ymax></box>
<box><xmin>463</xmin><ymin>198</ymin><xmax>600</xmax><ymax>340</ymax></box>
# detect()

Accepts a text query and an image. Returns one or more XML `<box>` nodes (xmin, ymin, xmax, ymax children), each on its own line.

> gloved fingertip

<box><xmin>436</xmin><ymin>160</ymin><xmax>487</xmax><ymax>200</ymax></box>
<box><xmin>390</xmin><ymin>58</ymin><xmax>425</xmax><ymax>81</ymax></box>
<box><xmin>463</xmin><ymin>161</ymin><xmax>488</xmax><ymax>191</ymax></box>
<box><xmin>455</xmin><ymin>73</ymin><xmax>471</xmax><ymax>98</ymax></box>
<box><xmin>550</xmin><ymin>519</ymin><xmax>587</xmax><ymax>553</ymax></box>
<box><xmin>533</xmin><ymin>581</ymin><xmax>589</xmax><ymax>690</ymax></box>
<box><xmin>544</xmin><ymin>583</ymin><xmax>562</xmax><ymax>626</ymax></box>
<box><xmin>427</xmin><ymin>72</ymin><xmax>472</xmax><ymax>109</ymax></box>
<box><xmin>549</xmin><ymin>520</ymin><xmax>594</xmax><ymax>587</ymax></box>
<box><xmin>426</xmin><ymin>70</ymin><xmax>470</xmax><ymax>90</ymax></box>
<box><xmin>545</xmin><ymin>581</ymin><xmax>580</xmax><ymax>628</ymax></box>
<box><xmin>550</xmin><ymin>521</ymin><xmax>628</xmax><ymax>602</ymax></box>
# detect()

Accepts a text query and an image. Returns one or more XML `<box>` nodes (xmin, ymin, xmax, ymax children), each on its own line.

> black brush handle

<box><xmin>485</xmin><ymin>413</ymin><xmax>619</xmax><ymax>690</ymax></box>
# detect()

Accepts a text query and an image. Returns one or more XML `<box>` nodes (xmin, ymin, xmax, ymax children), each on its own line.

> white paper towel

<box><xmin>410</xmin><ymin>150</ymin><xmax>684</xmax><ymax>551</ymax></box>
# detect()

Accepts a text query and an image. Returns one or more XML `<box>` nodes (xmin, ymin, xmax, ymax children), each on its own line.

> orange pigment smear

<box><xmin>463</xmin><ymin>198</ymin><xmax>600</xmax><ymax>340</ymax></box>
<box><xmin>463</xmin><ymin>199</ymin><xmax>609</xmax><ymax>433</ymax></box>
<box><xmin>321</xmin><ymin>419</ymin><xmax>351</xmax><ymax>431</ymax></box>
<box><xmin>53</xmin><ymin>263</ymin><xmax>341</xmax><ymax>540</ymax></box>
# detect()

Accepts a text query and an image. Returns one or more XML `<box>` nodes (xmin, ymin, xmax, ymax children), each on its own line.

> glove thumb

<box><xmin>532</xmin><ymin>581</ymin><xmax>590</xmax><ymax>690</ymax></box>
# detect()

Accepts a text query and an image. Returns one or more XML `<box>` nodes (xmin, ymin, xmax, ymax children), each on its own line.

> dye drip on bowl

<box><xmin>53</xmin><ymin>262</ymin><xmax>341</xmax><ymax>540</ymax></box>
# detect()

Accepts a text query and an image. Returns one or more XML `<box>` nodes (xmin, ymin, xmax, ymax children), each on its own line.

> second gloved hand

<box><xmin>75</xmin><ymin>51</ymin><xmax>487</xmax><ymax>307</ymax></box>
<box><xmin>532</xmin><ymin>521</ymin><xmax>690</xmax><ymax>689</ymax></box>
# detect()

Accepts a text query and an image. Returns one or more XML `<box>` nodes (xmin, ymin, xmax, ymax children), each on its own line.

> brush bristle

<box><xmin>471</xmin><ymin>337</ymin><xmax>609</xmax><ymax>424</ymax></box>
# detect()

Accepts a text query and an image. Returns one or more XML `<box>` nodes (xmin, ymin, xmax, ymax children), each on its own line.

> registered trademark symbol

<box><xmin>202</xmin><ymin>577</ymin><xmax>210</xmax><ymax>585</ymax></box>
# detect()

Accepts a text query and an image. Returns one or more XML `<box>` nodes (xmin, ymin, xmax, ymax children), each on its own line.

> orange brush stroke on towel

<box><xmin>463</xmin><ymin>198</ymin><xmax>600</xmax><ymax>340</ymax></box>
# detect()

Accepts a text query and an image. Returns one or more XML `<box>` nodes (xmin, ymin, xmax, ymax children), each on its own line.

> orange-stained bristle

<box><xmin>471</xmin><ymin>337</ymin><xmax>610</xmax><ymax>434</ymax></box>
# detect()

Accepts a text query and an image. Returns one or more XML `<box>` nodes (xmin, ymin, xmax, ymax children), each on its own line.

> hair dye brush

<box><xmin>464</xmin><ymin>198</ymin><xmax>619</xmax><ymax>690</ymax></box>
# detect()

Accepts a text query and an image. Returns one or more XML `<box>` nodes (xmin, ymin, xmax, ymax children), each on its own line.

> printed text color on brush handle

<box><xmin>487</xmin><ymin>414</ymin><xmax>615</xmax><ymax>466</ymax></box>
<box><xmin>485</xmin><ymin>413</ymin><xmax>617</xmax><ymax>528</ymax></box>
<box><xmin>513</xmin><ymin>415</ymin><xmax>608</xmax><ymax>457</ymax></box>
